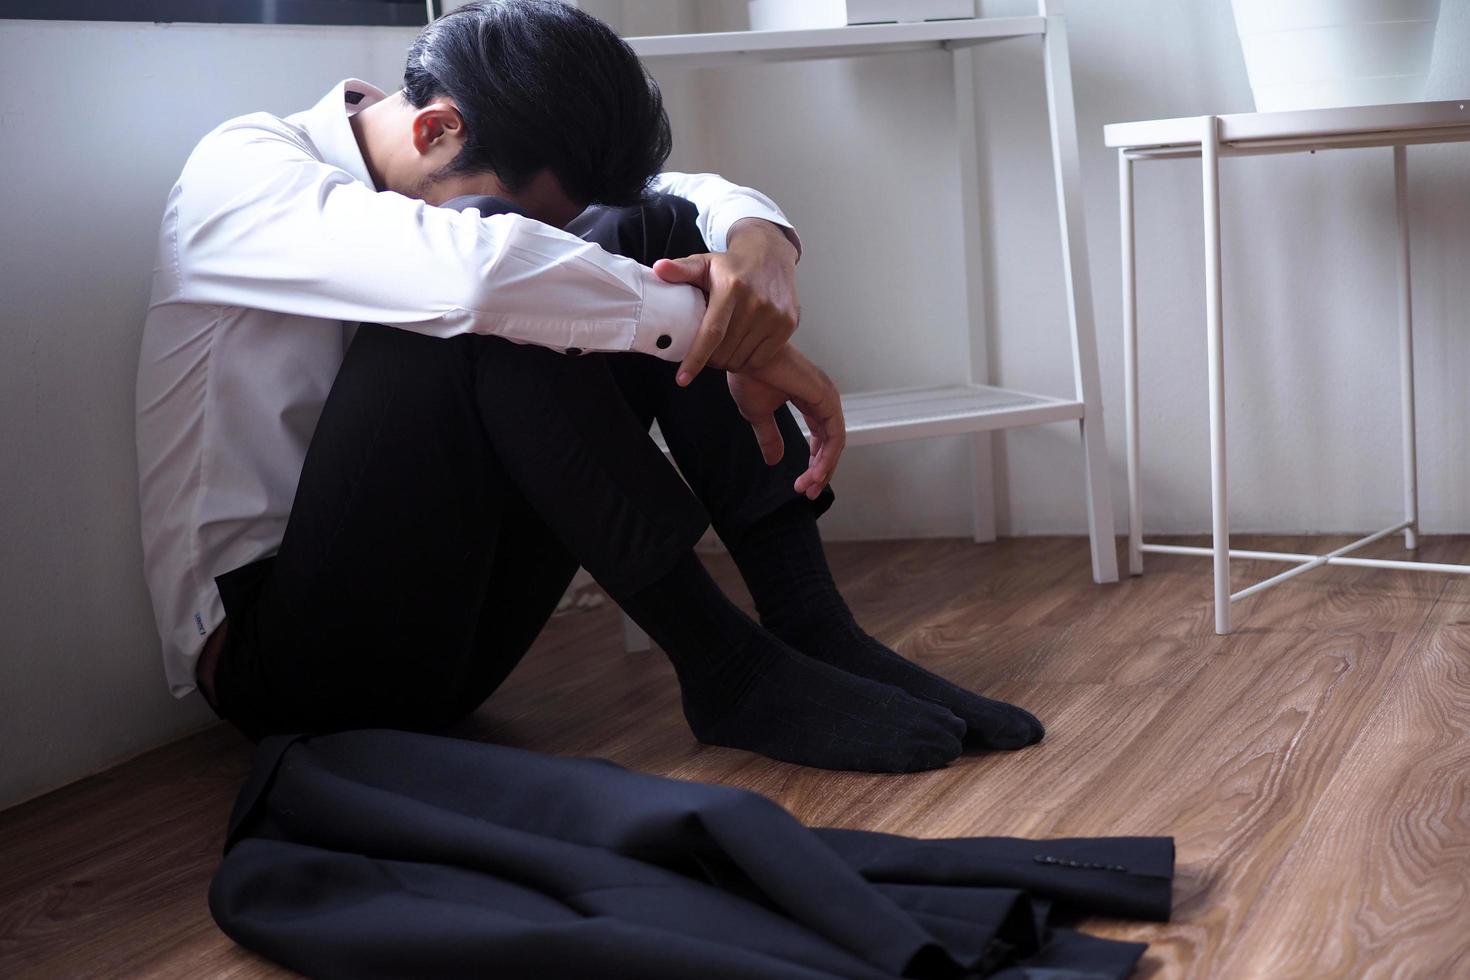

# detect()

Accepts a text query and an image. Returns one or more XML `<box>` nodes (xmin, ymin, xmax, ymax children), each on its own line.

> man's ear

<box><xmin>409</xmin><ymin>102</ymin><xmax>465</xmax><ymax>158</ymax></box>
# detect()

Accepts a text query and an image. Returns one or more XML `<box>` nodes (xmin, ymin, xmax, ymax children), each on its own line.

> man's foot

<box><xmin>681</xmin><ymin>640</ymin><xmax>966</xmax><ymax>773</ymax></box>
<box><xmin>775</xmin><ymin>620</ymin><xmax>1044</xmax><ymax>751</ymax></box>
<box><xmin>728</xmin><ymin>501</ymin><xmax>1045</xmax><ymax>751</ymax></box>
<box><xmin>617</xmin><ymin>553</ymin><xmax>964</xmax><ymax>773</ymax></box>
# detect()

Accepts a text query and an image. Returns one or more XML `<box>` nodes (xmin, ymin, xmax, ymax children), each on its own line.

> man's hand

<box><xmin>652</xmin><ymin>217</ymin><xmax>799</xmax><ymax>384</ymax></box>
<box><xmin>727</xmin><ymin>345</ymin><xmax>846</xmax><ymax>500</ymax></box>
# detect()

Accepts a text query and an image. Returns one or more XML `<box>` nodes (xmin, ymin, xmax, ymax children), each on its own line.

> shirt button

<box><xmin>655</xmin><ymin>334</ymin><xmax>672</xmax><ymax>350</ymax></box>
<box><xmin>566</xmin><ymin>347</ymin><xmax>583</xmax><ymax>356</ymax></box>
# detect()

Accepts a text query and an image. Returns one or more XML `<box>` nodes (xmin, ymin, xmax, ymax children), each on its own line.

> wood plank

<box><xmin>1063</xmin><ymin>625</ymin><xmax>1434</xmax><ymax>976</ymax></box>
<box><xmin>1210</xmin><ymin>541</ymin><xmax>1470</xmax><ymax>978</ymax></box>
<box><xmin>2</xmin><ymin>536</ymin><xmax>1468</xmax><ymax>977</ymax></box>
<box><xmin>1216</xmin><ymin>622</ymin><xmax>1470</xmax><ymax>978</ymax></box>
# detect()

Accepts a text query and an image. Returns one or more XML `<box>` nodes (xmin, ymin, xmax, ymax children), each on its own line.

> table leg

<box><xmin>1202</xmin><ymin>116</ymin><xmax>1231</xmax><ymax>634</ymax></box>
<box><xmin>1394</xmin><ymin>144</ymin><xmax>1420</xmax><ymax>551</ymax></box>
<box><xmin>1120</xmin><ymin>149</ymin><xmax>1142</xmax><ymax>576</ymax></box>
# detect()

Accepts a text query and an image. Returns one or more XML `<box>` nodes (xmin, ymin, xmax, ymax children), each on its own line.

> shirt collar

<box><xmin>296</xmin><ymin>78</ymin><xmax>388</xmax><ymax>189</ymax></box>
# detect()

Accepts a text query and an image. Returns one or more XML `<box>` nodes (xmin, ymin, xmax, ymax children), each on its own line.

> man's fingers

<box><xmin>743</xmin><ymin>335</ymin><xmax>785</xmax><ymax>373</ymax></box>
<box><xmin>803</xmin><ymin>413</ymin><xmax>826</xmax><ymax>458</ymax></box>
<box><xmin>814</xmin><ymin>432</ymin><xmax>844</xmax><ymax>483</ymax></box>
<box><xmin>798</xmin><ymin>437</ymin><xmax>842</xmax><ymax>498</ymax></box>
<box><xmin>721</xmin><ymin>321</ymin><xmax>770</xmax><ymax>374</ymax></box>
<box><xmin>677</xmin><ymin>286</ymin><xmax>737</xmax><ymax>385</ymax></box>
<box><xmin>791</xmin><ymin>400</ymin><xmax>845</xmax><ymax>497</ymax></box>
<box><xmin>652</xmin><ymin>254</ymin><xmax>712</xmax><ymax>289</ymax></box>
<box><xmin>748</xmin><ymin>413</ymin><xmax>786</xmax><ymax>466</ymax></box>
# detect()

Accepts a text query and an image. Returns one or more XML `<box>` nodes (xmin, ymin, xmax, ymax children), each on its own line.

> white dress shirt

<box><xmin>136</xmin><ymin>78</ymin><xmax>798</xmax><ymax>698</ymax></box>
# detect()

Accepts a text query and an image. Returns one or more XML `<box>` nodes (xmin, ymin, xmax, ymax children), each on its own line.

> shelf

<box><xmin>1105</xmin><ymin>99</ymin><xmax>1470</xmax><ymax>160</ymax></box>
<box><xmin>841</xmin><ymin>383</ymin><xmax>1082</xmax><ymax>444</ymax></box>
<box><xmin>652</xmin><ymin>383</ymin><xmax>1082</xmax><ymax>453</ymax></box>
<box><xmin>627</xmin><ymin>17</ymin><xmax>1046</xmax><ymax>69</ymax></box>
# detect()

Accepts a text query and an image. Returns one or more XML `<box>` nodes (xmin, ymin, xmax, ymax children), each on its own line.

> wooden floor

<box><xmin>3</xmin><ymin>535</ymin><xmax>1469</xmax><ymax>978</ymax></box>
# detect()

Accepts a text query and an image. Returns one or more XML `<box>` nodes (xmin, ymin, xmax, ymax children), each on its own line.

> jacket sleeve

<box><xmin>648</xmin><ymin>171</ymin><xmax>802</xmax><ymax>258</ymax></box>
<box><xmin>167</xmin><ymin>116</ymin><xmax>704</xmax><ymax>360</ymax></box>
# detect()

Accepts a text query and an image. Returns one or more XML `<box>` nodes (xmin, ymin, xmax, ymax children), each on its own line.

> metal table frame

<box><xmin>1106</xmin><ymin>99</ymin><xmax>1470</xmax><ymax>634</ymax></box>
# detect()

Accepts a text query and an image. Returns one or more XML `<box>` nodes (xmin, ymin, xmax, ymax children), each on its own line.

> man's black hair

<box><xmin>403</xmin><ymin>0</ymin><xmax>672</xmax><ymax>207</ymax></box>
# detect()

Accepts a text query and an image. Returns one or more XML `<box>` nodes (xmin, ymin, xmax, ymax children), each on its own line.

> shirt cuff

<box><xmin>633</xmin><ymin>275</ymin><xmax>704</xmax><ymax>362</ymax></box>
<box><xmin>707</xmin><ymin>201</ymin><xmax>803</xmax><ymax>259</ymax></box>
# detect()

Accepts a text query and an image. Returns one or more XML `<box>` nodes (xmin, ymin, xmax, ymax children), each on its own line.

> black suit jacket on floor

<box><xmin>209</xmin><ymin>730</ymin><xmax>1173</xmax><ymax>979</ymax></box>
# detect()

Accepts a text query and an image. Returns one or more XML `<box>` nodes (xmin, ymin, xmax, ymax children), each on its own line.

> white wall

<box><xmin>1</xmin><ymin>3</ymin><xmax>1466</xmax><ymax>807</ymax></box>
<box><xmin>0</xmin><ymin>19</ymin><xmax>430</xmax><ymax>811</ymax></box>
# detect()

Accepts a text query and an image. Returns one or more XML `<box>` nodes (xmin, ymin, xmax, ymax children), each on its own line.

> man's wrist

<box><xmin>727</xmin><ymin>217</ymin><xmax>800</xmax><ymax>264</ymax></box>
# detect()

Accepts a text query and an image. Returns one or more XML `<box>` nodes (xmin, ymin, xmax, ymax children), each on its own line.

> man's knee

<box><xmin>632</xmin><ymin>192</ymin><xmax>706</xmax><ymax>263</ymax></box>
<box><xmin>640</xmin><ymin>192</ymin><xmax>699</xmax><ymax>234</ymax></box>
<box><xmin>568</xmin><ymin>193</ymin><xmax>707</xmax><ymax>265</ymax></box>
<box><xmin>440</xmin><ymin>190</ymin><xmax>706</xmax><ymax>265</ymax></box>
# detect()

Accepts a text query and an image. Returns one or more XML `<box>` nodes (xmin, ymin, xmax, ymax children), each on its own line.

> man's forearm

<box><xmin>727</xmin><ymin>217</ymin><xmax>800</xmax><ymax>265</ymax></box>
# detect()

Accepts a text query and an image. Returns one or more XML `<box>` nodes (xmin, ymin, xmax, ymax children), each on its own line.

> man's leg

<box><xmin>457</xmin><ymin>195</ymin><xmax>972</xmax><ymax>771</ymax></box>
<box><xmin>727</xmin><ymin>504</ymin><xmax>1045</xmax><ymax>750</ymax></box>
<box><xmin>570</xmin><ymin>195</ymin><xmax>1044</xmax><ymax>751</ymax></box>
<box><xmin>215</xmin><ymin>195</ymin><xmax>964</xmax><ymax>771</ymax></box>
<box><xmin>634</xmin><ymin>364</ymin><xmax>1043</xmax><ymax>750</ymax></box>
<box><xmin>461</xmin><ymin>332</ymin><xmax>962</xmax><ymax>772</ymax></box>
<box><xmin>208</xmin><ymin>319</ymin><xmax>589</xmax><ymax>739</ymax></box>
<box><xmin>443</xmin><ymin>489</ymin><xmax>582</xmax><ymax>723</ymax></box>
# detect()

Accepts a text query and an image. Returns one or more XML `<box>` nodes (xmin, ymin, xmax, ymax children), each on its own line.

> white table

<box><xmin>1105</xmin><ymin>100</ymin><xmax>1470</xmax><ymax>634</ymax></box>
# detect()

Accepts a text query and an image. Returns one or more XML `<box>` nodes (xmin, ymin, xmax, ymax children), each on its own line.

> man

<box><xmin>136</xmin><ymin>0</ymin><xmax>1042</xmax><ymax>773</ymax></box>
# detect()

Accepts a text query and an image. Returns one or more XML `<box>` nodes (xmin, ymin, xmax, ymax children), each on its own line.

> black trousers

<box><xmin>210</xmin><ymin>729</ymin><xmax>1173</xmax><ymax>979</ymax></box>
<box><xmin>210</xmin><ymin>194</ymin><xmax>833</xmax><ymax>741</ymax></box>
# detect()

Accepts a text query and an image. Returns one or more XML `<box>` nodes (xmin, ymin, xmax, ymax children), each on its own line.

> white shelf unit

<box><xmin>628</xmin><ymin>14</ymin><xmax>1047</xmax><ymax>67</ymax></box>
<box><xmin>617</xmin><ymin>3</ymin><xmax>1119</xmax><ymax>651</ymax></box>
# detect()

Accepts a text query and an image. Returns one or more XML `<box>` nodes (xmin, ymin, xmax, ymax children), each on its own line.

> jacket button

<box><xmin>655</xmin><ymin>334</ymin><xmax>672</xmax><ymax>350</ymax></box>
<box><xmin>566</xmin><ymin>347</ymin><xmax>583</xmax><ymax>356</ymax></box>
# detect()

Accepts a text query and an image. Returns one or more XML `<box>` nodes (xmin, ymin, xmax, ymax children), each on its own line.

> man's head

<box><xmin>368</xmin><ymin>0</ymin><xmax>670</xmax><ymax>224</ymax></box>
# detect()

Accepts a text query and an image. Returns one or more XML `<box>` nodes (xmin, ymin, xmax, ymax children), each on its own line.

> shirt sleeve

<box><xmin>648</xmin><ymin>171</ymin><xmax>802</xmax><ymax>259</ymax></box>
<box><xmin>166</xmin><ymin>116</ymin><xmax>704</xmax><ymax>361</ymax></box>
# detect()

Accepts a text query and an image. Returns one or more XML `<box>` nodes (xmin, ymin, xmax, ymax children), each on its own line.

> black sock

<box><xmin>615</xmin><ymin>553</ymin><xmax>964</xmax><ymax>773</ymax></box>
<box><xmin>727</xmin><ymin>502</ymin><xmax>1045</xmax><ymax>751</ymax></box>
